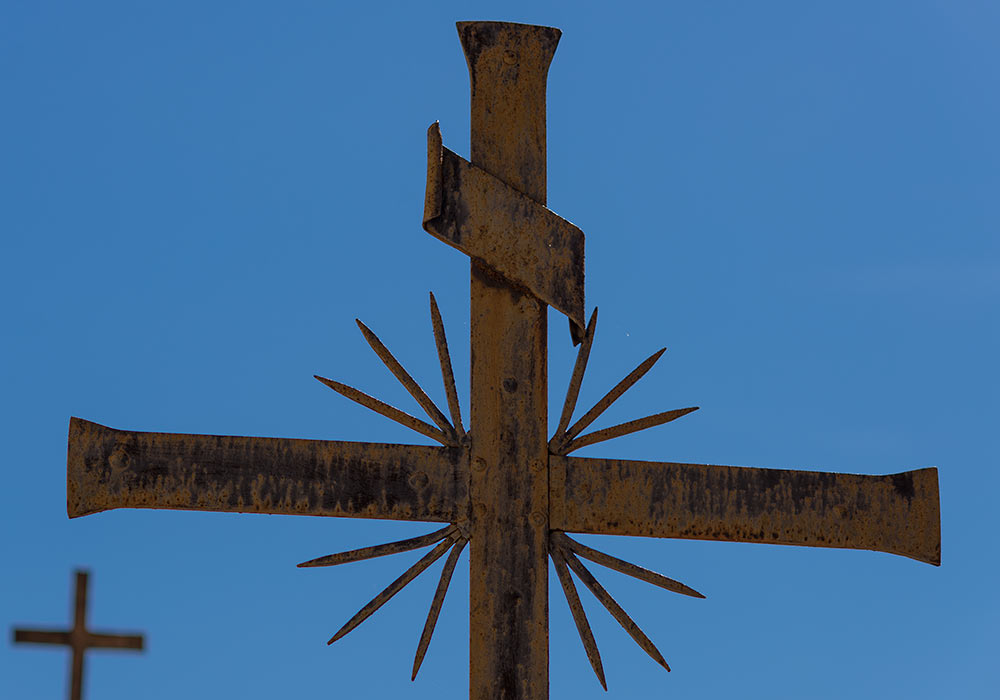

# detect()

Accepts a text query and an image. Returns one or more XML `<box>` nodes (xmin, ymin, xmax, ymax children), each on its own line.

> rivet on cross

<box><xmin>12</xmin><ymin>570</ymin><xmax>144</xmax><ymax>700</ymax></box>
<box><xmin>65</xmin><ymin>21</ymin><xmax>940</xmax><ymax>700</ymax></box>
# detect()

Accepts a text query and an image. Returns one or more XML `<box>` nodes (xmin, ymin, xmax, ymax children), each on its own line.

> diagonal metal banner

<box><xmin>423</xmin><ymin>122</ymin><xmax>586</xmax><ymax>340</ymax></box>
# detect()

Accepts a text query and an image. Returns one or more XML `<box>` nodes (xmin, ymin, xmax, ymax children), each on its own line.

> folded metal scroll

<box><xmin>423</xmin><ymin>122</ymin><xmax>586</xmax><ymax>341</ymax></box>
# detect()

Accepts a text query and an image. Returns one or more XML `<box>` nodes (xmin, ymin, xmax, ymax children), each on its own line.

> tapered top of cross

<box><xmin>13</xmin><ymin>570</ymin><xmax>144</xmax><ymax>700</ymax></box>
<box><xmin>65</xmin><ymin>21</ymin><xmax>939</xmax><ymax>700</ymax></box>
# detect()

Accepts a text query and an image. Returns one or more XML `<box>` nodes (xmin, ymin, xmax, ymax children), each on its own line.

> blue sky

<box><xmin>2</xmin><ymin>2</ymin><xmax>997</xmax><ymax>698</ymax></box>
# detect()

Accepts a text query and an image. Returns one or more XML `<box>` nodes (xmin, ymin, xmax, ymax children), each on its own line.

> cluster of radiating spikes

<box><xmin>548</xmin><ymin>531</ymin><xmax>704</xmax><ymax>688</ymax></box>
<box><xmin>298</xmin><ymin>524</ymin><xmax>466</xmax><ymax>680</ymax></box>
<box><xmin>307</xmin><ymin>294</ymin><xmax>704</xmax><ymax>684</ymax></box>
<box><xmin>549</xmin><ymin>307</ymin><xmax>699</xmax><ymax>455</ymax></box>
<box><xmin>314</xmin><ymin>292</ymin><xmax>464</xmax><ymax>448</ymax></box>
<box><xmin>548</xmin><ymin>306</ymin><xmax>703</xmax><ymax>687</ymax></box>
<box><xmin>307</xmin><ymin>292</ymin><xmax>466</xmax><ymax>679</ymax></box>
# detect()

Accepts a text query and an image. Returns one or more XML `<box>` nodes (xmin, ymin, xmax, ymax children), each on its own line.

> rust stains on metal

<box><xmin>552</xmin><ymin>456</ymin><xmax>941</xmax><ymax>565</ymax></box>
<box><xmin>423</xmin><ymin>121</ymin><xmax>585</xmax><ymax>337</ymax></box>
<box><xmin>459</xmin><ymin>20</ymin><xmax>559</xmax><ymax>700</ymax></box>
<box><xmin>12</xmin><ymin>570</ymin><xmax>144</xmax><ymax>700</ymax></box>
<box><xmin>67</xmin><ymin>417</ymin><xmax>464</xmax><ymax>522</ymax></box>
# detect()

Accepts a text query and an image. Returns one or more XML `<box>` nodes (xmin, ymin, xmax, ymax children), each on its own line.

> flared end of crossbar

<box><xmin>67</xmin><ymin>417</ymin><xmax>115</xmax><ymax>518</ymax></box>
<box><xmin>900</xmin><ymin>466</ymin><xmax>941</xmax><ymax>566</ymax></box>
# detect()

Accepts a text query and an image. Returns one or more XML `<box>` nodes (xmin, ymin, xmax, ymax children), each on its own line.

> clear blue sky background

<box><xmin>2</xmin><ymin>2</ymin><xmax>997</xmax><ymax>698</ymax></box>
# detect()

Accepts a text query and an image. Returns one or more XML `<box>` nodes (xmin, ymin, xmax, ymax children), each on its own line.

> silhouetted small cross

<box><xmin>13</xmin><ymin>570</ymin><xmax>144</xmax><ymax>700</ymax></box>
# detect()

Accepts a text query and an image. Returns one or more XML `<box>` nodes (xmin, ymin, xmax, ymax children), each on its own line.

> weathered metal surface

<box><xmin>356</xmin><ymin>319</ymin><xmax>458</xmax><ymax>441</ymax></box>
<box><xmin>562</xmin><ymin>406</ymin><xmax>699</xmax><ymax>454</ymax></box>
<box><xmin>413</xmin><ymin>536</ymin><xmax>468</xmax><ymax>680</ymax></box>
<box><xmin>12</xmin><ymin>571</ymin><xmax>143</xmax><ymax>700</ymax></box>
<box><xmin>558</xmin><ymin>544</ymin><xmax>670</xmax><ymax>672</ymax></box>
<box><xmin>298</xmin><ymin>524</ymin><xmax>455</xmax><ymax>568</ymax></box>
<box><xmin>314</xmin><ymin>375</ymin><xmax>459</xmax><ymax>447</ymax></box>
<box><xmin>552</xmin><ymin>456</ymin><xmax>941</xmax><ymax>565</ymax></box>
<box><xmin>328</xmin><ymin>534</ymin><xmax>459</xmax><ymax>644</ymax></box>
<box><xmin>553</xmin><ymin>308</ymin><xmax>598</xmax><ymax>440</ymax></box>
<box><xmin>67</xmin><ymin>417</ymin><xmax>464</xmax><ymax>522</ymax></box>
<box><xmin>551</xmin><ymin>547</ymin><xmax>606</xmax><ymax>690</ymax></box>
<box><xmin>423</xmin><ymin>121</ymin><xmax>585</xmax><ymax>337</ymax></box>
<box><xmin>429</xmin><ymin>292</ymin><xmax>466</xmax><ymax>440</ymax></box>
<box><xmin>459</xmin><ymin>20</ymin><xmax>559</xmax><ymax>700</ymax></box>
<box><xmin>553</xmin><ymin>531</ymin><xmax>704</xmax><ymax>598</ymax></box>
<box><xmin>551</xmin><ymin>348</ymin><xmax>666</xmax><ymax>453</ymax></box>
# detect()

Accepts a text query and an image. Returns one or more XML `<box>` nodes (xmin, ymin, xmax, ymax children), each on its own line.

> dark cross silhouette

<box><xmin>13</xmin><ymin>570</ymin><xmax>144</xmax><ymax>700</ymax></box>
<box><xmin>65</xmin><ymin>21</ymin><xmax>939</xmax><ymax>700</ymax></box>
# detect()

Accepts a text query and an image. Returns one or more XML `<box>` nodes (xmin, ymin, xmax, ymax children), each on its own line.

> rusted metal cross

<box><xmin>66</xmin><ymin>21</ymin><xmax>940</xmax><ymax>700</ymax></box>
<box><xmin>12</xmin><ymin>570</ymin><xmax>144</xmax><ymax>700</ymax></box>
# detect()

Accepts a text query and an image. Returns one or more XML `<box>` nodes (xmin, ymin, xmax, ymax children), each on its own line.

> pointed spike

<box><xmin>429</xmin><ymin>292</ymin><xmax>465</xmax><ymax>440</ymax></box>
<box><xmin>412</xmin><ymin>537</ymin><xmax>468</xmax><ymax>680</ymax></box>
<box><xmin>314</xmin><ymin>375</ymin><xmax>457</xmax><ymax>447</ymax></box>
<box><xmin>550</xmin><ymin>307</ymin><xmax>598</xmax><ymax>449</ymax></box>
<box><xmin>562</xmin><ymin>407</ymin><xmax>699</xmax><ymax>454</ymax></box>
<box><xmin>561</xmin><ymin>548</ymin><xmax>671</xmax><ymax>672</ymax></box>
<box><xmin>560</xmin><ymin>347</ymin><xmax>668</xmax><ymax>448</ymax></box>
<box><xmin>354</xmin><ymin>320</ymin><xmax>457</xmax><ymax>440</ymax></box>
<box><xmin>298</xmin><ymin>525</ymin><xmax>455</xmax><ymax>568</ymax></box>
<box><xmin>327</xmin><ymin>535</ymin><xmax>457</xmax><ymax>645</ymax></box>
<box><xmin>551</xmin><ymin>549</ymin><xmax>607</xmax><ymax>690</ymax></box>
<box><xmin>554</xmin><ymin>531</ymin><xmax>706</xmax><ymax>599</ymax></box>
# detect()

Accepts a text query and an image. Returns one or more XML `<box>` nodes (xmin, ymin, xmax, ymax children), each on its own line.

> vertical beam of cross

<box><xmin>70</xmin><ymin>570</ymin><xmax>88</xmax><ymax>700</ymax></box>
<box><xmin>12</xmin><ymin>570</ymin><xmax>145</xmax><ymax>700</ymax></box>
<box><xmin>458</xmin><ymin>22</ymin><xmax>561</xmax><ymax>700</ymax></box>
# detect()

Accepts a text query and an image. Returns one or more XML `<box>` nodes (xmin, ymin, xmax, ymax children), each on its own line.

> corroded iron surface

<box><xmin>459</xmin><ymin>20</ymin><xmax>559</xmax><ymax>700</ymax></box>
<box><xmin>12</xmin><ymin>571</ymin><xmax>143</xmax><ymax>700</ymax></box>
<box><xmin>423</xmin><ymin>122</ymin><xmax>585</xmax><ymax>335</ymax></box>
<box><xmin>551</xmin><ymin>456</ymin><xmax>940</xmax><ymax>565</ymax></box>
<box><xmin>67</xmin><ymin>417</ymin><xmax>464</xmax><ymax>522</ymax></box>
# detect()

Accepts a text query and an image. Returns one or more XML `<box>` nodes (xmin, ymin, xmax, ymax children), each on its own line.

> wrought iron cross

<box><xmin>12</xmin><ymin>570</ymin><xmax>144</xmax><ymax>700</ymax></box>
<box><xmin>66</xmin><ymin>22</ymin><xmax>940</xmax><ymax>700</ymax></box>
